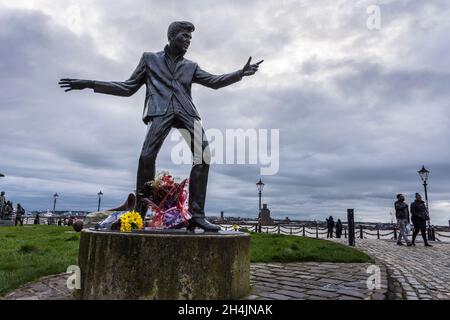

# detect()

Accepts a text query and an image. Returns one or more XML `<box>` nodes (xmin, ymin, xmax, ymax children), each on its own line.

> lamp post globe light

<box><xmin>418</xmin><ymin>165</ymin><xmax>430</xmax><ymax>207</ymax></box>
<box><xmin>97</xmin><ymin>190</ymin><xmax>103</xmax><ymax>212</ymax></box>
<box><xmin>53</xmin><ymin>193</ymin><xmax>59</xmax><ymax>214</ymax></box>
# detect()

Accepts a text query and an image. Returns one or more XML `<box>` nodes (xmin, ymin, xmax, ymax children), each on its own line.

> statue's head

<box><xmin>167</xmin><ymin>21</ymin><xmax>195</xmax><ymax>54</ymax></box>
<box><xmin>1</xmin><ymin>191</ymin><xmax>4</xmax><ymax>196</ymax></box>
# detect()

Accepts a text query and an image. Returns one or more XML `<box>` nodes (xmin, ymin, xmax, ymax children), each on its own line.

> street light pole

<box><xmin>256</xmin><ymin>179</ymin><xmax>265</xmax><ymax>233</ymax></box>
<box><xmin>417</xmin><ymin>165</ymin><xmax>430</xmax><ymax>214</ymax></box>
<box><xmin>258</xmin><ymin>190</ymin><xmax>262</xmax><ymax>214</ymax></box>
<box><xmin>97</xmin><ymin>190</ymin><xmax>103</xmax><ymax>212</ymax></box>
<box><xmin>418</xmin><ymin>165</ymin><xmax>434</xmax><ymax>241</ymax></box>
<box><xmin>423</xmin><ymin>181</ymin><xmax>429</xmax><ymax>209</ymax></box>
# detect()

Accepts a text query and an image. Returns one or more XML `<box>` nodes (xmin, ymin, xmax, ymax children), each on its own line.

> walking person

<box><xmin>0</xmin><ymin>191</ymin><xmax>6</xmax><ymax>219</ymax></box>
<box><xmin>34</xmin><ymin>213</ymin><xmax>40</xmax><ymax>224</ymax></box>
<box><xmin>410</xmin><ymin>193</ymin><xmax>432</xmax><ymax>247</ymax></box>
<box><xmin>394</xmin><ymin>194</ymin><xmax>412</xmax><ymax>246</ymax></box>
<box><xmin>335</xmin><ymin>219</ymin><xmax>343</xmax><ymax>238</ymax></box>
<box><xmin>15</xmin><ymin>203</ymin><xmax>25</xmax><ymax>226</ymax></box>
<box><xmin>326</xmin><ymin>216</ymin><xmax>335</xmax><ymax>238</ymax></box>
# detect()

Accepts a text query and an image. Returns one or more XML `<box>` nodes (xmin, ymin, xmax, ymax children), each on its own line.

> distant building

<box><xmin>220</xmin><ymin>211</ymin><xmax>224</xmax><ymax>221</ymax></box>
<box><xmin>260</xmin><ymin>203</ymin><xmax>274</xmax><ymax>226</ymax></box>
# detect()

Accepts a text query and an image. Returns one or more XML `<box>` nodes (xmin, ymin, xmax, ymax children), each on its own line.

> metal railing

<box><xmin>218</xmin><ymin>223</ymin><xmax>450</xmax><ymax>242</ymax></box>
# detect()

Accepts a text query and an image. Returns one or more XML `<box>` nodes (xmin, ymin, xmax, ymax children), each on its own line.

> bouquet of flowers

<box><xmin>145</xmin><ymin>171</ymin><xmax>191</xmax><ymax>229</ymax></box>
<box><xmin>119</xmin><ymin>210</ymin><xmax>144</xmax><ymax>232</ymax></box>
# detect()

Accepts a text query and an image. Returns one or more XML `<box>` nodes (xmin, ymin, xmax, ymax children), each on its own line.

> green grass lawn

<box><xmin>0</xmin><ymin>225</ymin><xmax>79</xmax><ymax>296</ymax></box>
<box><xmin>0</xmin><ymin>225</ymin><xmax>372</xmax><ymax>296</ymax></box>
<box><xmin>250</xmin><ymin>232</ymin><xmax>373</xmax><ymax>263</ymax></box>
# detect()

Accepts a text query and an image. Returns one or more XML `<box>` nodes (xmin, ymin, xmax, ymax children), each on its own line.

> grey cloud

<box><xmin>1</xmin><ymin>2</ymin><xmax>450</xmax><ymax>225</ymax></box>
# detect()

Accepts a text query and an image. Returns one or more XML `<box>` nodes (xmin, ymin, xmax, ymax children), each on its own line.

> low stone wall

<box><xmin>77</xmin><ymin>229</ymin><xmax>251</xmax><ymax>300</ymax></box>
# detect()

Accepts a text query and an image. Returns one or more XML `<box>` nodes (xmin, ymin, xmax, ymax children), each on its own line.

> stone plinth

<box><xmin>77</xmin><ymin>229</ymin><xmax>251</xmax><ymax>300</ymax></box>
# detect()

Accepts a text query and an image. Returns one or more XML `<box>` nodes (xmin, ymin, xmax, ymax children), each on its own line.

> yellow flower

<box><xmin>120</xmin><ymin>211</ymin><xmax>144</xmax><ymax>232</ymax></box>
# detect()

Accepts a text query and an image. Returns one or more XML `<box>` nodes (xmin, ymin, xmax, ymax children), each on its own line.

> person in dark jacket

<box><xmin>410</xmin><ymin>193</ymin><xmax>432</xmax><ymax>247</ymax></box>
<box><xmin>326</xmin><ymin>216</ymin><xmax>335</xmax><ymax>238</ymax></box>
<box><xmin>335</xmin><ymin>219</ymin><xmax>343</xmax><ymax>238</ymax></box>
<box><xmin>394</xmin><ymin>194</ymin><xmax>412</xmax><ymax>246</ymax></box>
<box><xmin>15</xmin><ymin>203</ymin><xmax>25</xmax><ymax>226</ymax></box>
<box><xmin>0</xmin><ymin>191</ymin><xmax>6</xmax><ymax>218</ymax></box>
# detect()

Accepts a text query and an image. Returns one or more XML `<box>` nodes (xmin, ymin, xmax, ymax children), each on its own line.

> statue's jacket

<box><xmin>93</xmin><ymin>48</ymin><xmax>243</xmax><ymax>124</ymax></box>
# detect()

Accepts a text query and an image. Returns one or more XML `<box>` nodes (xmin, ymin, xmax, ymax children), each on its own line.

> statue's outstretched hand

<box><xmin>242</xmin><ymin>57</ymin><xmax>264</xmax><ymax>76</ymax></box>
<box><xmin>58</xmin><ymin>79</ymin><xmax>93</xmax><ymax>92</ymax></box>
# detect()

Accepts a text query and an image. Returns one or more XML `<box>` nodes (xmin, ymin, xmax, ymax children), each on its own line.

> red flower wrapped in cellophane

<box><xmin>144</xmin><ymin>171</ymin><xmax>191</xmax><ymax>229</ymax></box>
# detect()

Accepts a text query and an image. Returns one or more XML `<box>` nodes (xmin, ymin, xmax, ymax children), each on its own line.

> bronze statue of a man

<box><xmin>59</xmin><ymin>21</ymin><xmax>263</xmax><ymax>232</ymax></box>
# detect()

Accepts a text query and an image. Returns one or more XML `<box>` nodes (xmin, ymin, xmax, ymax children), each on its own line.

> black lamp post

<box><xmin>417</xmin><ymin>165</ymin><xmax>430</xmax><ymax>209</ymax></box>
<box><xmin>256</xmin><ymin>179</ymin><xmax>264</xmax><ymax>232</ymax></box>
<box><xmin>256</xmin><ymin>179</ymin><xmax>264</xmax><ymax>217</ymax></box>
<box><xmin>53</xmin><ymin>193</ymin><xmax>59</xmax><ymax>214</ymax></box>
<box><xmin>418</xmin><ymin>165</ymin><xmax>434</xmax><ymax>240</ymax></box>
<box><xmin>97</xmin><ymin>190</ymin><xmax>103</xmax><ymax>212</ymax></box>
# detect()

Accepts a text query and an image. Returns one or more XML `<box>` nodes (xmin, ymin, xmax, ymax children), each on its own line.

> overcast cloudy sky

<box><xmin>1</xmin><ymin>0</ymin><xmax>449</xmax><ymax>225</ymax></box>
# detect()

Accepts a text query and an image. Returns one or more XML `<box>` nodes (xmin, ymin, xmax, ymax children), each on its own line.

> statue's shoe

<box><xmin>188</xmin><ymin>217</ymin><xmax>221</xmax><ymax>232</ymax></box>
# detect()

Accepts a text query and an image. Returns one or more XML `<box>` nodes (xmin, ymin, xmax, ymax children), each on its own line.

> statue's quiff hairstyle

<box><xmin>167</xmin><ymin>21</ymin><xmax>195</xmax><ymax>40</ymax></box>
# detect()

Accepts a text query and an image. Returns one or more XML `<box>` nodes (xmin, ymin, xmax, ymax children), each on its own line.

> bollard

<box><xmin>427</xmin><ymin>225</ymin><xmax>435</xmax><ymax>241</ymax></box>
<box><xmin>377</xmin><ymin>227</ymin><xmax>380</xmax><ymax>240</ymax></box>
<box><xmin>347</xmin><ymin>209</ymin><xmax>355</xmax><ymax>246</ymax></box>
<box><xmin>359</xmin><ymin>225</ymin><xmax>363</xmax><ymax>239</ymax></box>
<box><xmin>393</xmin><ymin>226</ymin><xmax>397</xmax><ymax>240</ymax></box>
<box><xmin>302</xmin><ymin>225</ymin><xmax>305</xmax><ymax>237</ymax></box>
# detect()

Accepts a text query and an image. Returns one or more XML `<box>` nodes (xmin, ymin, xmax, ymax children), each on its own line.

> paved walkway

<box><xmin>5</xmin><ymin>239</ymin><xmax>448</xmax><ymax>300</ymax></box>
<box><xmin>1</xmin><ymin>274</ymin><xmax>74</xmax><ymax>300</ymax></box>
<box><xmin>334</xmin><ymin>239</ymin><xmax>450</xmax><ymax>300</ymax></box>
<box><xmin>248</xmin><ymin>262</ymin><xmax>387</xmax><ymax>300</ymax></box>
<box><xmin>2</xmin><ymin>262</ymin><xmax>388</xmax><ymax>300</ymax></box>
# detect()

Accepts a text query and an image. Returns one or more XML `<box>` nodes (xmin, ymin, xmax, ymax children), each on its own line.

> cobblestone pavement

<box><xmin>247</xmin><ymin>262</ymin><xmax>387</xmax><ymax>300</ymax></box>
<box><xmin>334</xmin><ymin>239</ymin><xmax>450</xmax><ymax>300</ymax></box>
<box><xmin>5</xmin><ymin>240</ymin><xmax>448</xmax><ymax>301</ymax></box>
<box><xmin>1</xmin><ymin>273</ymin><xmax>74</xmax><ymax>300</ymax></box>
<box><xmin>1</xmin><ymin>262</ymin><xmax>388</xmax><ymax>300</ymax></box>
